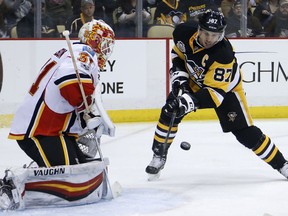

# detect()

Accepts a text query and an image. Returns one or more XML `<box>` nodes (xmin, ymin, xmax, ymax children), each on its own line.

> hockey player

<box><xmin>145</xmin><ymin>10</ymin><xmax>288</xmax><ymax>180</ymax></box>
<box><xmin>0</xmin><ymin>19</ymin><xmax>116</xmax><ymax>210</ymax></box>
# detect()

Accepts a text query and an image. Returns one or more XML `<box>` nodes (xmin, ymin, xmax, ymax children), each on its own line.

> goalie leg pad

<box><xmin>0</xmin><ymin>161</ymin><xmax>109</xmax><ymax>210</ymax></box>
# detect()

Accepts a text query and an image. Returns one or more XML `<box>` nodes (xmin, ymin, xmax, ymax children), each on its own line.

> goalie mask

<box><xmin>78</xmin><ymin>20</ymin><xmax>115</xmax><ymax>69</ymax></box>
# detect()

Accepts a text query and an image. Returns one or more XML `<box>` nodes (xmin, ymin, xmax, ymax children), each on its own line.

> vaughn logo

<box><xmin>34</xmin><ymin>167</ymin><xmax>66</xmax><ymax>176</ymax></box>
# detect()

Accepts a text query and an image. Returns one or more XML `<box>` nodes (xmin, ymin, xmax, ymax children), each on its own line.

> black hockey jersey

<box><xmin>182</xmin><ymin>0</ymin><xmax>218</xmax><ymax>21</ymax></box>
<box><xmin>154</xmin><ymin>0</ymin><xmax>188</xmax><ymax>26</ymax></box>
<box><xmin>171</xmin><ymin>23</ymin><xmax>242</xmax><ymax>109</ymax></box>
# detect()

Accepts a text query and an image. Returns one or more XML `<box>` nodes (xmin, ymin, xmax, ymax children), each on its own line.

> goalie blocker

<box><xmin>0</xmin><ymin>160</ymin><xmax>112</xmax><ymax>210</ymax></box>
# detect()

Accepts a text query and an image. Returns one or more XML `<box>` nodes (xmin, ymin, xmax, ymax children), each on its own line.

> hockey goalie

<box><xmin>0</xmin><ymin>20</ymin><xmax>117</xmax><ymax>210</ymax></box>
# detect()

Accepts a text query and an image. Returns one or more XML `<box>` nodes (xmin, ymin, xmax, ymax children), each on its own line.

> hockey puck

<box><xmin>180</xmin><ymin>141</ymin><xmax>191</xmax><ymax>151</ymax></box>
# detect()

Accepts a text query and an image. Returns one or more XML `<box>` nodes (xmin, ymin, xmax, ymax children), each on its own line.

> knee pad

<box><xmin>232</xmin><ymin>126</ymin><xmax>263</xmax><ymax>149</ymax></box>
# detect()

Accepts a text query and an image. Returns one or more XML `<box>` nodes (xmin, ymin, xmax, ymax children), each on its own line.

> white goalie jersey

<box><xmin>8</xmin><ymin>43</ymin><xmax>100</xmax><ymax>140</ymax></box>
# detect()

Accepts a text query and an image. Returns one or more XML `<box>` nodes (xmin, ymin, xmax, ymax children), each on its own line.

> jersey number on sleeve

<box><xmin>29</xmin><ymin>60</ymin><xmax>57</xmax><ymax>96</ymax></box>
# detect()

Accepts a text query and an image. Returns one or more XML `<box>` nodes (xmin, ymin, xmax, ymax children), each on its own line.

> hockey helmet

<box><xmin>78</xmin><ymin>20</ymin><xmax>115</xmax><ymax>69</ymax></box>
<box><xmin>198</xmin><ymin>10</ymin><xmax>226</xmax><ymax>33</ymax></box>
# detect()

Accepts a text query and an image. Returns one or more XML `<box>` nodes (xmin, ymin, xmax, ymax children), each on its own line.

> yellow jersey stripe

<box><xmin>31</xmin><ymin>137</ymin><xmax>51</xmax><ymax>167</ymax></box>
<box><xmin>253</xmin><ymin>135</ymin><xmax>269</xmax><ymax>155</ymax></box>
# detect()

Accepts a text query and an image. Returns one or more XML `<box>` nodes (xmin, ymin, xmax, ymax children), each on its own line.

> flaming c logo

<box><xmin>0</xmin><ymin>53</ymin><xmax>3</xmax><ymax>93</ymax></box>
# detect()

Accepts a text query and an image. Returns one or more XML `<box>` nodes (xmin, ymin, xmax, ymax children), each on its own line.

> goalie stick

<box><xmin>94</xmin><ymin>135</ymin><xmax>122</xmax><ymax>199</ymax></box>
<box><xmin>62</xmin><ymin>30</ymin><xmax>121</xmax><ymax>199</ymax></box>
<box><xmin>62</xmin><ymin>30</ymin><xmax>89</xmax><ymax>112</ymax></box>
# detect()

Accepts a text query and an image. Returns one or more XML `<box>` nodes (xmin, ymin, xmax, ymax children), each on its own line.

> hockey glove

<box><xmin>165</xmin><ymin>93</ymin><xmax>198</xmax><ymax>118</ymax></box>
<box><xmin>83</xmin><ymin>112</ymin><xmax>102</xmax><ymax>130</ymax></box>
<box><xmin>78</xmin><ymin>111</ymin><xmax>102</xmax><ymax>130</ymax></box>
<box><xmin>170</xmin><ymin>69</ymin><xmax>190</xmax><ymax>97</ymax></box>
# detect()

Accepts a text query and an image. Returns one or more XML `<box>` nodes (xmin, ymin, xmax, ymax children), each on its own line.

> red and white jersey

<box><xmin>9</xmin><ymin>43</ymin><xmax>99</xmax><ymax>140</ymax></box>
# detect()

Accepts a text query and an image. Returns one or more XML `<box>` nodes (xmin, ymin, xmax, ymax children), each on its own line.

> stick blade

<box><xmin>111</xmin><ymin>181</ymin><xmax>122</xmax><ymax>198</ymax></box>
<box><xmin>147</xmin><ymin>172</ymin><xmax>161</xmax><ymax>181</ymax></box>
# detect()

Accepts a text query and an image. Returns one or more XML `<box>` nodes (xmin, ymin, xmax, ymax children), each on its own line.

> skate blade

<box><xmin>147</xmin><ymin>172</ymin><xmax>161</xmax><ymax>181</ymax></box>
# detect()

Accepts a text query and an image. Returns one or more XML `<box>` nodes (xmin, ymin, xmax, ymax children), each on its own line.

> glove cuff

<box><xmin>170</xmin><ymin>71</ymin><xmax>189</xmax><ymax>84</ymax></box>
<box><xmin>181</xmin><ymin>93</ymin><xmax>196</xmax><ymax>112</ymax></box>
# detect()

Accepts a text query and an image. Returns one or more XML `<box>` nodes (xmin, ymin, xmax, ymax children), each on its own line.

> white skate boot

<box><xmin>0</xmin><ymin>170</ymin><xmax>21</xmax><ymax>210</ymax></box>
<box><xmin>145</xmin><ymin>154</ymin><xmax>166</xmax><ymax>181</ymax></box>
<box><xmin>279</xmin><ymin>162</ymin><xmax>288</xmax><ymax>179</ymax></box>
<box><xmin>0</xmin><ymin>182</ymin><xmax>12</xmax><ymax>210</ymax></box>
<box><xmin>0</xmin><ymin>180</ymin><xmax>18</xmax><ymax>210</ymax></box>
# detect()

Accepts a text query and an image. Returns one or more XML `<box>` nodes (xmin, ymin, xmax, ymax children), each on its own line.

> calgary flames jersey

<box><xmin>9</xmin><ymin>43</ymin><xmax>99</xmax><ymax>140</ymax></box>
<box><xmin>171</xmin><ymin>22</ymin><xmax>242</xmax><ymax>108</ymax></box>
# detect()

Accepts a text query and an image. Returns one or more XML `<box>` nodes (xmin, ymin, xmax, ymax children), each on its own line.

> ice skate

<box><xmin>279</xmin><ymin>162</ymin><xmax>288</xmax><ymax>179</ymax></box>
<box><xmin>0</xmin><ymin>174</ymin><xmax>19</xmax><ymax>210</ymax></box>
<box><xmin>0</xmin><ymin>180</ymin><xmax>12</xmax><ymax>210</ymax></box>
<box><xmin>145</xmin><ymin>154</ymin><xmax>166</xmax><ymax>181</ymax></box>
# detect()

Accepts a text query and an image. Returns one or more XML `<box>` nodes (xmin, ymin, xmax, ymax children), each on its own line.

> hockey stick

<box><xmin>161</xmin><ymin>111</ymin><xmax>176</xmax><ymax>157</ymax></box>
<box><xmin>160</xmin><ymin>89</ymin><xmax>183</xmax><ymax>157</ymax></box>
<box><xmin>147</xmin><ymin>91</ymin><xmax>182</xmax><ymax>181</ymax></box>
<box><xmin>94</xmin><ymin>134</ymin><xmax>122</xmax><ymax>199</ymax></box>
<box><xmin>62</xmin><ymin>31</ymin><xmax>121</xmax><ymax>199</ymax></box>
<box><xmin>62</xmin><ymin>30</ymin><xmax>89</xmax><ymax>112</ymax></box>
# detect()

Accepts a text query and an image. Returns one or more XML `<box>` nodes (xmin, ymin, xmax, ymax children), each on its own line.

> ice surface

<box><xmin>1</xmin><ymin>119</ymin><xmax>288</xmax><ymax>216</ymax></box>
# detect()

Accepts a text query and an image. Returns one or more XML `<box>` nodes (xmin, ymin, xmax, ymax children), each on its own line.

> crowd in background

<box><xmin>0</xmin><ymin>0</ymin><xmax>288</xmax><ymax>38</ymax></box>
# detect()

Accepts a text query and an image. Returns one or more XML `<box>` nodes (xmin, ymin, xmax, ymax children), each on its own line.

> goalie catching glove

<box><xmin>77</xmin><ymin>82</ymin><xmax>115</xmax><ymax>137</ymax></box>
<box><xmin>165</xmin><ymin>93</ymin><xmax>198</xmax><ymax>118</ymax></box>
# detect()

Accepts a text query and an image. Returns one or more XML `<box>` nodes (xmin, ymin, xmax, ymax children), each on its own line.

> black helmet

<box><xmin>198</xmin><ymin>10</ymin><xmax>227</xmax><ymax>33</ymax></box>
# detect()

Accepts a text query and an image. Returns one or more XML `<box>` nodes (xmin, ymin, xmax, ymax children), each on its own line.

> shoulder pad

<box><xmin>82</xmin><ymin>45</ymin><xmax>95</xmax><ymax>57</ymax></box>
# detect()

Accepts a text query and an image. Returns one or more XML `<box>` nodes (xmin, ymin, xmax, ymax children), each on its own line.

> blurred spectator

<box><xmin>221</xmin><ymin>0</ymin><xmax>255</xmax><ymax>17</ymax></box>
<box><xmin>221</xmin><ymin>0</ymin><xmax>235</xmax><ymax>17</ymax></box>
<box><xmin>71</xmin><ymin>0</ymin><xmax>80</xmax><ymax>14</ymax></box>
<box><xmin>65</xmin><ymin>0</ymin><xmax>96</xmax><ymax>37</ymax></box>
<box><xmin>0</xmin><ymin>0</ymin><xmax>9</xmax><ymax>38</ymax></box>
<box><xmin>115</xmin><ymin>0</ymin><xmax>151</xmax><ymax>37</ymax></box>
<box><xmin>274</xmin><ymin>0</ymin><xmax>288</xmax><ymax>36</ymax></box>
<box><xmin>153</xmin><ymin>0</ymin><xmax>188</xmax><ymax>26</ymax></box>
<box><xmin>97</xmin><ymin>0</ymin><xmax>117</xmax><ymax>28</ymax></box>
<box><xmin>213</xmin><ymin>0</ymin><xmax>223</xmax><ymax>7</ymax></box>
<box><xmin>249</xmin><ymin>0</ymin><xmax>258</xmax><ymax>6</ymax></box>
<box><xmin>45</xmin><ymin>0</ymin><xmax>73</xmax><ymax>25</ymax></box>
<box><xmin>146</xmin><ymin>0</ymin><xmax>161</xmax><ymax>7</ymax></box>
<box><xmin>183</xmin><ymin>0</ymin><xmax>218</xmax><ymax>22</ymax></box>
<box><xmin>253</xmin><ymin>0</ymin><xmax>279</xmax><ymax>29</ymax></box>
<box><xmin>2</xmin><ymin>0</ymin><xmax>32</xmax><ymax>35</ymax></box>
<box><xmin>72</xmin><ymin>0</ymin><xmax>117</xmax><ymax>28</ymax></box>
<box><xmin>225</xmin><ymin>0</ymin><xmax>264</xmax><ymax>37</ymax></box>
<box><xmin>17</xmin><ymin>0</ymin><xmax>57</xmax><ymax>38</ymax></box>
